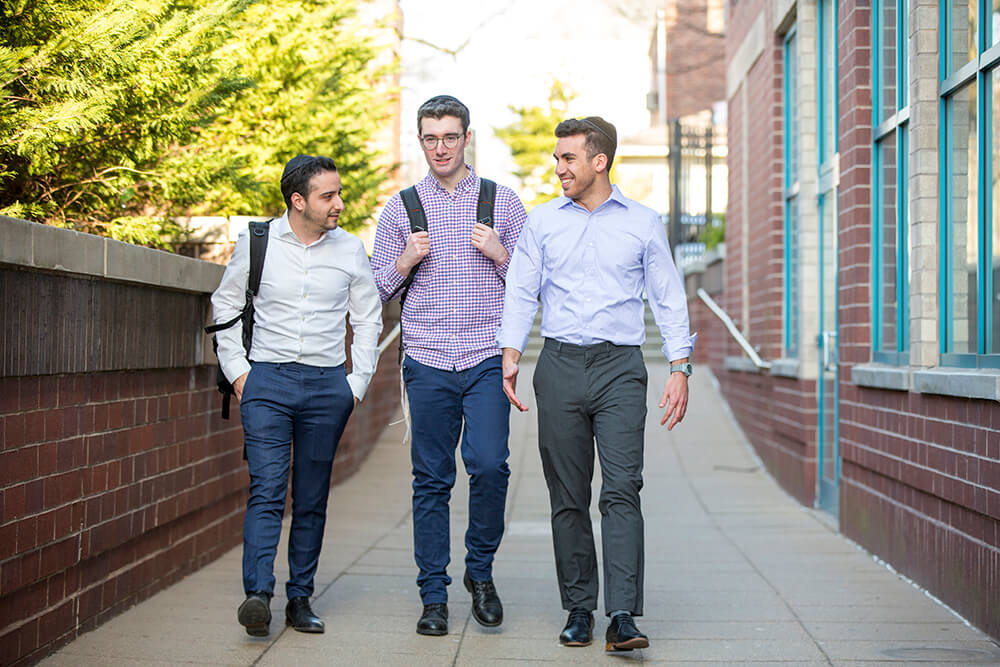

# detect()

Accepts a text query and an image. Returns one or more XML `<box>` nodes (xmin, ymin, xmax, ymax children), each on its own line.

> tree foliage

<box><xmin>0</xmin><ymin>0</ymin><xmax>395</xmax><ymax>247</ymax></box>
<box><xmin>493</xmin><ymin>80</ymin><xmax>575</xmax><ymax>209</ymax></box>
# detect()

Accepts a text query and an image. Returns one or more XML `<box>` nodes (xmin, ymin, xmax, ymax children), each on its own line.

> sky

<box><xmin>397</xmin><ymin>0</ymin><xmax>661</xmax><ymax>185</ymax></box>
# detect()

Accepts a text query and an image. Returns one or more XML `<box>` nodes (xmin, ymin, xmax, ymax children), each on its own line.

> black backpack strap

<box><xmin>387</xmin><ymin>187</ymin><xmax>427</xmax><ymax>304</ymax></box>
<box><xmin>399</xmin><ymin>186</ymin><xmax>427</xmax><ymax>232</ymax></box>
<box><xmin>390</xmin><ymin>187</ymin><xmax>429</xmax><ymax>363</ymax></box>
<box><xmin>477</xmin><ymin>178</ymin><xmax>496</xmax><ymax>228</ymax></box>
<box><xmin>203</xmin><ymin>219</ymin><xmax>271</xmax><ymax>422</ymax></box>
<box><xmin>242</xmin><ymin>220</ymin><xmax>271</xmax><ymax>352</ymax></box>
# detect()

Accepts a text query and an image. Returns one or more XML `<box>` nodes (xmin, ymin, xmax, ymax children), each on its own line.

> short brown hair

<box><xmin>554</xmin><ymin>116</ymin><xmax>617</xmax><ymax>169</ymax></box>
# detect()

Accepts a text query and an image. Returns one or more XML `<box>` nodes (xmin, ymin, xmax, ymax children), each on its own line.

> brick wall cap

<box><xmin>852</xmin><ymin>363</ymin><xmax>912</xmax><ymax>391</ymax></box>
<box><xmin>1</xmin><ymin>215</ymin><xmax>223</xmax><ymax>294</ymax></box>
<box><xmin>912</xmin><ymin>367</ymin><xmax>1000</xmax><ymax>402</ymax></box>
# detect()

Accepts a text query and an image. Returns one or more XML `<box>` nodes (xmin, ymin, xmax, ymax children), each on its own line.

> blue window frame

<box><xmin>873</xmin><ymin>0</ymin><xmax>910</xmax><ymax>364</ymax></box>
<box><xmin>940</xmin><ymin>1</ymin><xmax>1000</xmax><ymax>368</ymax></box>
<box><xmin>783</xmin><ymin>27</ymin><xmax>800</xmax><ymax>358</ymax></box>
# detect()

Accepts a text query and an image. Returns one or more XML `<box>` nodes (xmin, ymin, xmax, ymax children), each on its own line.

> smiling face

<box><xmin>419</xmin><ymin>115</ymin><xmax>470</xmax><ymax>184</ymax></box>
<box><xmin>295</xmin><ymin>169</ymin><xmax>344</xmax><ymax>234</ymax></box>
<box><xmin>554</xmin><ymin>133</ymin><xmax>602</xmax><ymax>202</ymax></box>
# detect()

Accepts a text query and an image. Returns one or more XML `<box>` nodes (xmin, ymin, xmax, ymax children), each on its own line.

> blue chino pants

<box><xmin>239</xmin><ymin>361</ymin><xmax>354</xmax><ymax>599</ymax></box>
<box><xmin>402</xmin><ymin>355</ymin><xmax>511</xmax><ymax>604</ymax></box>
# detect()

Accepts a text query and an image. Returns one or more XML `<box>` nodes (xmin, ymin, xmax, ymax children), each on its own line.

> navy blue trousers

<box><xmin>239</xmin><ymin>362</ymin><xmax>354</xmax><ymax>599</ymax></box>
<box><xmin>402</xmin><ymin>356</ymin><xmax>511</xmax><ymax>604</ymax></box>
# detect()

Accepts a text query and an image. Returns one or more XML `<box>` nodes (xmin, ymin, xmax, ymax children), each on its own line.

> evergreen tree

<box><xmin>494</xmin><ymin>80</ymin><xmax>575</xmax><ymax>209</ymax></box>
<box><xmin>0</xmin><ymin>0</ymin><xmax>394</xmax><ymax>247</ymax></box>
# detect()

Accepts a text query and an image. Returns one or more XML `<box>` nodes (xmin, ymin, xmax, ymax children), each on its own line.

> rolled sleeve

<box><xmin>346</xmin><ymin>243</ymin><xmax>384</xmax><ymax>400</ymax></box>
<box><xmin>371</xmin><ymin>195</ymin><xmax>410</xmax><ymax>301</ymax></box>
<box><xmin>494</xmin><ymin>187</ymin><xmax>527</xmax><ymax>281</ymax></box>
<box><xmin>644</xmin><ymin>219</ymin><xmax>697</xmax><ymax>363</ymax></box>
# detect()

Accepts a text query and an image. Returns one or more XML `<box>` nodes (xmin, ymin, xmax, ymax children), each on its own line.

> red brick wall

<box><xmin>715</xmin><ymin>0</ymin><xmax>818</xmax><ymax>504</ymax></box>
<box><xmin>714</xmin><ymin>0</ymin><xmax>1000</xmax><ymax>642</ymax></box>
<box><xmin>834</xmin><ymin>1</ymin><xmax>1000</xmax><ymax>641</ymax></box>
<box><xmin>0</xmin><ymin>281</ymin><xmax>402</xmax><ymax>667</ymax></box>
<box><xmin>664</xmin><ymin>0</ymin><xmax>726</xmax><ymax>120</ymax></box>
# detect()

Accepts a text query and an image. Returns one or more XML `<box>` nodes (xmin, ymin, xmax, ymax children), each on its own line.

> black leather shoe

<box><xmin>416</xmin><ymin>603</ymin><xmax>448</xmax><ymax>636</ymax></box>
<box><xmin>285</xmin><ymin>596</ymin><xmax>325</xmax><ymax>633</ymax></box>
<box><xmin>605</xmin><ymin>613</ymin><xmax>649</xmax><ymax>651</ymax></box>
<box><xmin>463</xmin><ymin>571</ymin><xmax>503</xmax><ymax>627</ymax></box>
<box><xmin>237</xmin><ymin>591</ymin><xmax>272</xmax><ymax>637</ymax></box>
<box><xmin>559</xmin><ymin>607</ymin><xmax>594</xmax><ymax>646</ymax></box>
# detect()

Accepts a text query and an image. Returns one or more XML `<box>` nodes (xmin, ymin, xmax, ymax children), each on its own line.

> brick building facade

<box><xmin>0</xmin><ymin>218</ymin><xmax>403</xmax><ymax>665</ymax></box>
<box><xmin>691</xmin><ymin>0</ymin><xmax>999</xmax><ymax>640</ymax></box>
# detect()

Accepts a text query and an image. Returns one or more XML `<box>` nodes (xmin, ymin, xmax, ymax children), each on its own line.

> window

<box><xmin>940</xmin><ymin>1</ymin><xmax>1000</xmax><ymax>368</ymax></box>
<box><xmin>784</xmin><ymin>27</ymin><xmax>800</xmax><ymax>358</ymax></box>
<box><xmin>873</xmin><ymin>0</ymin><xmax>910</xmax><ymax>364</ymax></box>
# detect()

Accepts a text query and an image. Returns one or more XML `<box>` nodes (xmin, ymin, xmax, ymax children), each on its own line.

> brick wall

<box><xmin>664</xmin><ymin>0</ymin><xmax>726</xmax><ymax>120</ymax></box>
<box><xmin>716</xmin><ymin>0</ymin><xmax>1000</xmax><ymax>642</ymax></box>
<box><xmin>834</xmin><ymin>1</ymin><xmax>1000</xmax><ymax>641</ymax></box>
<box><xmin>0</xmin><ymin>219</ymin><xmax>403</xmax><ymax>665</ymax></box>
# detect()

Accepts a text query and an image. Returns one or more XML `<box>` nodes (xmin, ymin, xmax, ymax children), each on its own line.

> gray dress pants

<box><xmin>532</xmin><ymin>338</ymin><xmax>648</xmax><ymax>616</ymax></box>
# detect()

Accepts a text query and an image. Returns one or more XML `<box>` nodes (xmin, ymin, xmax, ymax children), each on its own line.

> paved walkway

<box><xmin>41</xmin><ymin>364</ymin><xmax>1000</xmax><ymax>665</ymax></box>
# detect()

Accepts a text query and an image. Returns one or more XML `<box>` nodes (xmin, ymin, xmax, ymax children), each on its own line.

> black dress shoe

<box><xmin>559</xmin><ymin>607</ymin><xmax>594</xmax><ymax>646</ymax></box>
<box><xmin>285</xmin><ymin>596</ymin><xmax>325</xmax><ymax>633</ymax></box>
<box><xmin>416</xmin><ymin>603</ymin><xmax>448</xmax><ymax>636</ymax></box>
<box><xmin>463</xmin><ymin>571</ymin><xmax>503</xmax><ymax>627</ymax></box>
<box><xmin>237</xmin><ymin>591</ymin><xmax>272</xmax><ymax>637</ymax></box>
<box><xmin>605</xmin><ymin>613</ymin><xmax>649</xmax><ymax>651</ymax></box>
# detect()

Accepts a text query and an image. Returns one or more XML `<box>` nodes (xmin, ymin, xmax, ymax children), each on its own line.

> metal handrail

<box><xmin>696</xmin><ymin>288</ymin><xmax>772</xmax><ymax>370</ymax></box>
<box><xmin>377</xmin><ymin>323</ymin><xmax>401</xmax><ymax>356</ymax></box>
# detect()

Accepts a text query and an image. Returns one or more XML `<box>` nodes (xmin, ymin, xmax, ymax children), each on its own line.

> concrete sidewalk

<box><xmin>41</xmin><ymin>364</ymin><xmax>1000</xmax><ymax>665</ymax></box>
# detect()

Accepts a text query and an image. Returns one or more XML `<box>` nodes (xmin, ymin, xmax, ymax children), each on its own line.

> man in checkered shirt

<box><xmin>371</xmin><ymin>95</ymin><xmax>527</xmax><ymax>637</ymax></box>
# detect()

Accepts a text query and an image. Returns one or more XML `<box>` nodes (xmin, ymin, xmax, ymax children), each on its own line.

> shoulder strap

<box><xmin>400</xmin><ymin>186</ymin><xmax>427</xmax><ymax>232</ymax></box>
<box><xmin>203</xmin><ymin>218</ymin><xmax>272</xmax><ymax>336</ymax></box>
<box><xmin>247</xmin><ymin>219</ymin><xmax>270</xmax><ymax>298</ymax></box>
<box><xmin>388</xmin><ymin>190</ymin><xmax>426</xmax><ymax>303</ymax></box>
<box><xmin>477</xmin><ymin>178</ymin><xmax>497</xmax><ymax>228</ymax></box>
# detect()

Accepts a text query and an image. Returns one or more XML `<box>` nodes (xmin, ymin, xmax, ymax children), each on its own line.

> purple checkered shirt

<box><xmin>371</xmin><ymin>167</ymin><xmax>527</xmax><ymax>371</ymax></box>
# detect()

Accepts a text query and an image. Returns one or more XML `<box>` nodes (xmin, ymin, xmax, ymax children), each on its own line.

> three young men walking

<box><xmin>211</xmin><ymin>100</ymin><xmax>694</xmax><ymax>653</ymax></box>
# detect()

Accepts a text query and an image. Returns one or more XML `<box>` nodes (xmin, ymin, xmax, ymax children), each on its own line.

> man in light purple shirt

<box><xmin>498</xmin><ymin>117</ymin><xmax>696</xmax><ymax>652</ymax></box>
<box><xmin>371</xmin><ymin>95</ymin><xmax>527</xmax><ymax>636</ymax></box>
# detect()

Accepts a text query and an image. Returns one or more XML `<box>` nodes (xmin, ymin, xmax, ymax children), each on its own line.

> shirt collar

<box><xmin>275</xmin><ymin>210</ymin><xmax>338</xmax><ymax>245</ymax></box>
<box><xmin>556</xmin><ymin>184</ymin><xmax>629</xmax><ymax>212</ymax></box>
<box><xmin>421</xmin><ymin>164</ymin><xmax>478</xmax><ymax>195</ymax></box>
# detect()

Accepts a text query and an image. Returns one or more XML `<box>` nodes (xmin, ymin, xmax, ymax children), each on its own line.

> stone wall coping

<box><xmin>769</xmin><ymin>357</ymin><xmax>801</xmax><ymax>378</ymax></box>
<box><xmin>851</xmin><ymin>363</ymin><xmax>912</xmax><ymax>392</ymax></box>
<box><xmin>912</xmin><ymin>367</ymin><xmax>1000</xmax><ymax>402</ymax></box>
<box><xmin>724</xmin><ymin>355</ymin><xmax>763</xmax><ymax>374</ymax></box>
<box><xmin>1</xmin><ymin>215</ymin><xmax>223</xmax><ymax>294</ymax></box>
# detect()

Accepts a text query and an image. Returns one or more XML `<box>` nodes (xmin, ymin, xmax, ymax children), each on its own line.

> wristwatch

<box><xmin>669</xmin><ymin>362</ymin><xmax>693</xmax><ymax>377</ymax></box>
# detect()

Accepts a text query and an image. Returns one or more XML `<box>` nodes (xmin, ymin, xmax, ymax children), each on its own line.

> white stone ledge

<box><xmin>851</xmin><ymin>363</ymin><xmax>912</xmax><ymax>391</ymax></box>
<box><xmin>724</xmin><ymin>355</ymin><xmax>764</xmax><ymax>374</ymax></box>
<box><xmin>1</xmin><ymin>215</ymin><xmax>223</xmax><ymax>294</ymax></box>
<box><xmin>912</xmin><ymin>368</ymin><xmax>1000</xmax><ymax>402</ymax></box>
<box><xmin>769</xmin><ymin>358</ymin><xmax>801</xmax><ymax>378</ymax></box>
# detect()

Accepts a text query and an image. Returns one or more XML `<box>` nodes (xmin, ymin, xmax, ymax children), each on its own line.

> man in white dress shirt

<box><xmin>211</xmin><ymin>155</ymin><xmax>382</xmax><ymax>637</ymax></box>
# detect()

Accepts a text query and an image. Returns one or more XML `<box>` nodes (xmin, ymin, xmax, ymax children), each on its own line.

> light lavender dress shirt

<box><xmin>497</xmin><ymin>186</ymin><xmax>696</xmax><ymax>362</ymax></box>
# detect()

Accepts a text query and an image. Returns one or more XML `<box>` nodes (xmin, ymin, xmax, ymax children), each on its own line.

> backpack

<box><xmin>204</xmin><ymin>219</ymin><xmax>271</xmax><ymax>419</ymax></box>
<box><xmin>389</xmin><ymin>178</ymin><xmax>497</xmax><ymax>361</ymax></box>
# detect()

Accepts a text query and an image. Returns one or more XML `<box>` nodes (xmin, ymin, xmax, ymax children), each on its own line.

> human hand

<box><xmin>396</xmin><ymin>231</ymin><xmax>430</xmax><ymax>275</ymax></box>
<box><xmin>502</xmin><ymin>348</ymin><xmax>528</xmax><ymax>412</ymax></box>
<box><xmin>233</xmin><ymin>372</ymin><xmax>249</xmax><ymax>402</ymax></box>
<box><xmin>659</xmin><ymin>372</ymin><xmax>688</xmax><ymax>430</ymax></box>
<box><xmin>471</xmin><ymin>223</ymin><xmax>508</xmax><ymax>265</ymax></box>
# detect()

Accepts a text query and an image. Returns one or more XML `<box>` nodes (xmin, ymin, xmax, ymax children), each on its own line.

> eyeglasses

<box><xmin>420</xmin><ymin>133</ymin><xmax>463</xmax><ymax>150</ymax></box>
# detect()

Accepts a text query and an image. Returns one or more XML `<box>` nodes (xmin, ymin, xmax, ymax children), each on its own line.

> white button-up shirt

<box><xmin>211</xmin><ymin>212</ymin><xmax>383</xmax><ymax>400</ymax></box>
